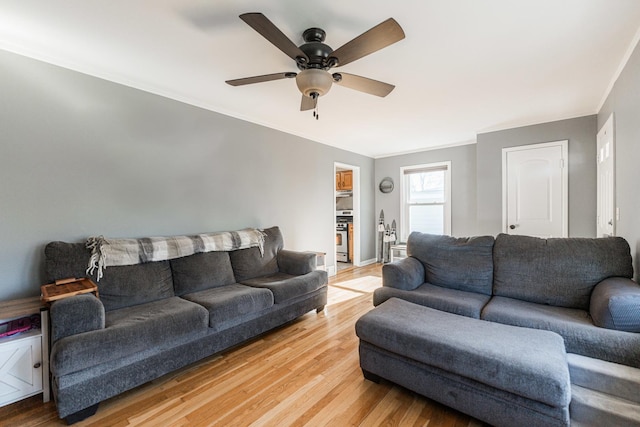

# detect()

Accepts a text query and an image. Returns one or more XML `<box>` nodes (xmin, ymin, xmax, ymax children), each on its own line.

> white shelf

<box><xmin>390</xmin><ymin>244</ymin><xmax>407</xmax><ymax>262</ymax></box>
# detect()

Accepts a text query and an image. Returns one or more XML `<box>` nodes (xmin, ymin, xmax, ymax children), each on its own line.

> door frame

<box><xmin>596</xmin><ymin>113</ymin><xmax>615</xmax><ymax>237</ymax></box>
<box><xmin>334</xmin><ymin>162</ymin><xmax>361</xmax><ymax>273</ymax></box>
<box><xmin>501</xmin><ymin>140</ymin><xmax>568</xmax><ymax>237</ymax></box>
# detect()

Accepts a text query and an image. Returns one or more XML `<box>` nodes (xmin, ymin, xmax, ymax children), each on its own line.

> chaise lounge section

<box><xmin>357</xmin><ymin>298</ymin><xmax>572</xmax><ymax>427</ymax></box>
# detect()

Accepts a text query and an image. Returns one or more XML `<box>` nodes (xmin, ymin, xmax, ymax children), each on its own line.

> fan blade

<box><xmin>226</xmin><ymin>72</ymin><xmax>295</xmax><ymax>86</ymax></box>
<box><xmin>240</xmin><ymin>13</ymin><xmax>309</xmax><ymax>63</ymax></box>
<box><xmin>334</xmin><ymin>73</ymin><xmax>395</xmax><ymax>97</ymax></box>
<box><xmin>329</xmin><ymin>18</ymin><xmax>405</xmax><ymax>67</ymax></box>
<box><xmin>300</xmin><ymin>94</ymin><xmax>317</xmax><ymax>111</ymax></box>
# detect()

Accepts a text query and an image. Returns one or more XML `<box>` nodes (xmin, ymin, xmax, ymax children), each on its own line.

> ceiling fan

<box><xmin>226</xmin><ymin>13</ymin><xmax>405</xmax><ymax>119</ymax></box>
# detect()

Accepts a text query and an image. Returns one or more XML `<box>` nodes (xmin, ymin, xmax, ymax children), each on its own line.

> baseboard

<box><xmin>329</xmin><ymin>258</ymin><xmax>376</xmax><ymax>275</ymax></box>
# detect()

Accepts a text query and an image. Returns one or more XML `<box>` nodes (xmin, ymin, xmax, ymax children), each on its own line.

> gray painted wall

<box><xmin>476</xmin><ymin>116</ymin><xmax>597</xmax><ymax>237</ymax></box>
<box><xmin>375</xmin><ymin>115</ymin><xmax>597</xmax><ymax>243</ymax></box>
<box><xmin>0</xmin><ymin>50</ymin><xmax>375</xmax><ymax>300</ymax></box>
<box><xmin>374</xmin><ymin>144</ymin><xmax>478</xmax><ymax>239</ymax></box>
<box><xmin>598</xmin><ymin>40</ymin><xmax>640</xmax><ymax>278</ymax></box>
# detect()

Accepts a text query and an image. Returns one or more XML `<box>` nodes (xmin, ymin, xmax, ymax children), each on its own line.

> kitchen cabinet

<box><xmin>336</xmin><ymin>170</ymin><xmax>353</xmax><ymax>191</ymax></box>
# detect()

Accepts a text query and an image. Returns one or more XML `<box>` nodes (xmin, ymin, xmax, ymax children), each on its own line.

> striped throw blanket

<box><xmin>86</xmin><ymin>228</ymin><xmax>266</xmax><ymax>281</ymax></box>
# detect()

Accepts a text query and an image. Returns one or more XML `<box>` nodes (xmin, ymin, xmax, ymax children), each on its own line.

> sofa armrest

<box><xmin>382</xmin><ymin>257</ymin><xmax>425</xmax><ymax>291</ymax></box>
<box><xmin>50</xmin><ymin>294</ymin><xmax>105</xmax><ymax>343</ymax></box>
<box><xmin>590</xmin><ymin>277</ymin><xmax>640</xmax><ymax>332</ymax></box>
<box><xmin>277</xmin><ymin>250</ymin><xmax>316</xmax><ymax>276</ymax></box>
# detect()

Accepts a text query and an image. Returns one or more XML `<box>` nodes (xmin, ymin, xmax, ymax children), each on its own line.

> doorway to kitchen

<box><xmin>334</xmin><ymin>162</ymin><xmax>360</xmax><ymax>275</ymax></box>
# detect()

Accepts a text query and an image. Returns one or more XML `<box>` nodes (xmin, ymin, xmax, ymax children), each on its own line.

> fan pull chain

<box><xmin>308</xmin><ymin>92</ymin><xmax>319</xmax><ymax>120</ymax></box>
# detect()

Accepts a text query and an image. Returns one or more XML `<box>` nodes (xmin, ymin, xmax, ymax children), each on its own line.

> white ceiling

<box><xmin>1</xmin><ymin>1</ymin><xmax>640</xmax><ymax>158</ymax></box>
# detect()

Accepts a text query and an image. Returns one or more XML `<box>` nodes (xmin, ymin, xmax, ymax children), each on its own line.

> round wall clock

<box><xmin>379</xmin><ymin>177</ymin><xmax>394</xmax><ymax>193</ymax></box>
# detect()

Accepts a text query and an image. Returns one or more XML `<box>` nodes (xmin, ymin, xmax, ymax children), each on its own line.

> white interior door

<box><xmin>597</xmin><ymin>114</ymin><xmax>615</xmax><ymax>237</ymax></box>
<box><xmin>502</xmin><ymin>141</ymin><xmax>568</xmax><ymax>237</ymax></box>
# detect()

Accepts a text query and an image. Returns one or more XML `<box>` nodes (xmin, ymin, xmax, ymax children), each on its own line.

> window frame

<box><xmin>400</xmin><ymin>161</ymin><xmax>452</xmax><ymax>241</ymax></box>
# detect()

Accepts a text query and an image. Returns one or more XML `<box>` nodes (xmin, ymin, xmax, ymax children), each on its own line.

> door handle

<box><xmin>509</xmin><ymin>224</ymin><xmax>517</xmax><ymax>230</ymax></box>
<box><xmin>608</xmin><ymin>220</ymin><xmax>613</xmax><ymax>226</ymax></box>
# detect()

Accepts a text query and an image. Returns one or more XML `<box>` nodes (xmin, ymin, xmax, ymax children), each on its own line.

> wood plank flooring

<box><xmin>0</xmin><ymin>264</ymin><xmax>486</xmax><ymax>427</ymax></box>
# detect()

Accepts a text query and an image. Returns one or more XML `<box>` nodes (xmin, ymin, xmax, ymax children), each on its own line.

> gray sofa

<box><xmin>359</xmin><ymin>232</ymin><xmax>640</xmax><ymax>426</ymax></box>
<box><xmin>374</xmin><ymin>232</ymin><xmax>640</xmax><ymax>368</ymax></box>
<box><xmin>44</xmin><ymin>226</ymin><xmax>327</xmax><ymax>423</ymax></box>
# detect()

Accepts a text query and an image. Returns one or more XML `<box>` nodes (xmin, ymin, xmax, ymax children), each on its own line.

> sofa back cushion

<box><xmin>95</xmin><ymin>262</ymin><xmax>175</xmax><ymax>311</ymax></box>
<box><xmin>493</xmin><ymin>234</ymin><xmax>634</xmax><ymax>310</ymax></box>
<box><xmin>407</xmin><ymin>232</ymin><xmax>495</xmax><ymax>295</ymax></box>
<box><xmin>45</xmin><ymin>241</ymin><xmax>175</xmax><ymax>312</ymax></box>
<box><xmin>45</xmin><ymin>241</ymin><xmax>92</xmax><ymax>283</ymax></box>
<box><xmin>170</xmin><ymin>251</ymin><xmax>236</xmax><ymax>295</ymax></box>
<box><xmin>230</xmin><ymin>226</ymin><xmax>283</xmax><ymax>282</ymax></box>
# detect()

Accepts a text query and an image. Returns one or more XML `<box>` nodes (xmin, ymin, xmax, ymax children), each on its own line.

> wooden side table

<box><xmin>307</xmin><ymin>252</ymin><xmax>326</xmax><ymax>271</ymax></box>
<box><xmin>390</xmin><ymin>244</ymin><xmax>407</xmax><ymax>262</ymax></box>
<box><xmin>0</xmin><ymin>297</ymin><xmax>50</xmax><ymax>406</ymax></box>
<box><xmin>41</xmin><ymin>278</ymin><xmax>98</xmax><ymax>303</ymax></box>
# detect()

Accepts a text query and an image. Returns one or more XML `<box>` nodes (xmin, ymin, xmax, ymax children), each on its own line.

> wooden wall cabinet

<box><xmin>336</xmin><ymin>170</ymin><xmax>353</xmax><ymax>191</ymax></box>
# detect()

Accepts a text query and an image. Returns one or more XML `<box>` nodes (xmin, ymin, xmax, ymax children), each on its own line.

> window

<box><xmin>401</xmin><ymin>162</ymin><xmax>451</xmax><ymax>240</ymax></box>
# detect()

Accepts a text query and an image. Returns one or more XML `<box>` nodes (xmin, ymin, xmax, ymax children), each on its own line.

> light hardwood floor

<box><xmin>1</xmin><ymin>264</ymin><xmax>486</xmax><ymax>427</ymax></box>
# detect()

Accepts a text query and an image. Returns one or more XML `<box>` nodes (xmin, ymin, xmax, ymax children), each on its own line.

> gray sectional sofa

<box><xmin>374</xmin><ymin>232</ymin><xmax>640</xmax><ymax>366</ymax></box>
<box><xmin>44</xmin><ymin>226</ymin><xmax>327</xmax><ymax>423</ymax></box>
<box><xmin>358</xmin><ymin>232</ymin><xmax>640</xmax><ymax>426</ymax></box>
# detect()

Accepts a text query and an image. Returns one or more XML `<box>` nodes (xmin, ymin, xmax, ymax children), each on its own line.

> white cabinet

<box><xmin>0</xmin><ymin>298</ymin><xmax>49</xmax><ymax>408</ymax></box>
<box><xmin>0</xmin><ymin>332</ymin><xmax>44</xmax><ymax>406</ymax></box>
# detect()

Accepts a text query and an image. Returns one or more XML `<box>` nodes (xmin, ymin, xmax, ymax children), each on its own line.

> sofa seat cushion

<box><xmin>407</xmin><ymin>233</ymin><xmax>495</xmax><ymax>295</ymax></box>
<box><xmin>356</xmin><ymin>298</ymin><xmax>570</xmax><ymax>409</ymax></box>
<box><xmin>482</xmin><ymin>296</ymin><xmax>640</xmax><ymax>368</ymax></box>
<box><xmin>373</xmin><ymin>283</ymin><xmax>491</xmax><ymax>318</ymax></box>
<box><xmin>171</xmin><ymin>251</ymin><xmax>236</xmax><ymax>296</ymax></box>
<box><xmin>182</xmin><ymin>284</ymin><xmax>274</xmax><ymax>332</ymax></box>
<box><xmin>240</xmin><ymin>271</ymin><xmax>327</xmax><ymax>304</ymax></box>
<box><xmin>50</xmin><ymin>297</ymin><xmax>208</xmax><ymax>376</ymax></box>
<box><xmin>493</xmin><ymin>234</ymin><xmax>634</xmax><ymax>310</ymax></box>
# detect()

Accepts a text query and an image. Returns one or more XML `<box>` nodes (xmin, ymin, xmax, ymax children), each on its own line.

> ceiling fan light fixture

<box><xmin>296</xmin><ymin>69</ymin><xmax>332</xmax><ymax>98</ymax></box>
<box><xmin>229</xmin><ymin>13</ymin><xmax>405</xmax><ymax>116</ymax></box>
